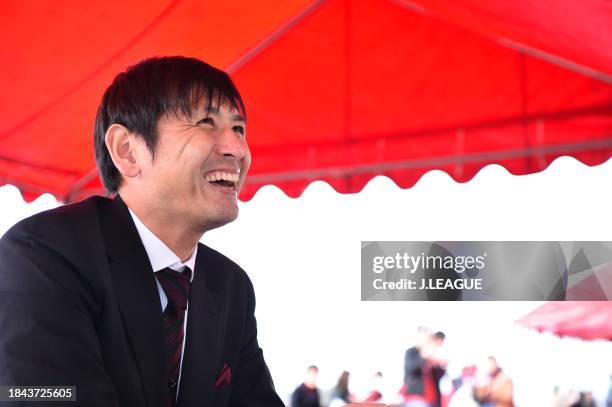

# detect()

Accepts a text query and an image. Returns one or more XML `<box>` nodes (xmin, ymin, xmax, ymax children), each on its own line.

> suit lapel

<box><xmin>101</xmin><ymin>196</ymin><xmax>167</xmax><ymax>407</ymax></box>
<box><xmin>177</xmin><ymin>246</ymin><xmax>226</xmax><ymax>407</ymax></box>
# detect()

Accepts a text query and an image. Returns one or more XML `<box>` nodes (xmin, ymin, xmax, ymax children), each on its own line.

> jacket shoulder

<box><xmin>1</xmin><ymin>195</ymin><xmax>112</xmax><ymax>273</ymax></box>
<box><xmin>4</xmin><ymin>195</ymin><xmax>110</xmax><ymax>241</ymax></box>
<box><xmin>0</xmin><ymin>196</ymin><xmax>112</xmax><ymax>315</ymax></box>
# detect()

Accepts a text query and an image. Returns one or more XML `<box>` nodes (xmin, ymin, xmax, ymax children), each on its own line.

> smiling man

<box><xmin>0</xmin><ymin>56</ymin><xmax>284</xmax><ymax>407</ymax></box>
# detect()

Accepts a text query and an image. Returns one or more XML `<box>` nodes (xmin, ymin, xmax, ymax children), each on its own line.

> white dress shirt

<box><xmin>128</xmin><ymin>208</ymin><xmax>197</xmax><ymax>399</ymax></box>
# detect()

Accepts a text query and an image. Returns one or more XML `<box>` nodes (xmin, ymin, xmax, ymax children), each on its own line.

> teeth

<box><xmin>205</xmin><ymin>171</ymin><xmax>239</xmax><ymax>183</ymax></box>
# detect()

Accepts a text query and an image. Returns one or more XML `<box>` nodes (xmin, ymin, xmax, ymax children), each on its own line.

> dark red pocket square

<box><xmin>214</xmin><ymin>363</ymin><xmax>232</xmax><ymax>389</ymax></box>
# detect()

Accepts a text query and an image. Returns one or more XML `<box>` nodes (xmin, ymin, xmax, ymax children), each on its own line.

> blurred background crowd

<box><xmin>288</xmin><ymin>327</ymin><xmax>611</xmax><ymax>407</ymax></box>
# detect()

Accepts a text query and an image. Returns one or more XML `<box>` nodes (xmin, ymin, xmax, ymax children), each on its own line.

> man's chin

<box><xmin>200</xmin><ymin>210</ymin><xmax>239</xmax><ymax>232</ymax></box>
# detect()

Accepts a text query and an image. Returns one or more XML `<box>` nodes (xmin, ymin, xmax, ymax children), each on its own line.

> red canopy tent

<box><xmin>1</xmin><ymin>0</ymin><xmax>611</xmax><ymax>202</ymax></box>
<box><xmin>517</xmin><ymin>301</ymin><xmax>612</xmax><ymax>341</ymax></box>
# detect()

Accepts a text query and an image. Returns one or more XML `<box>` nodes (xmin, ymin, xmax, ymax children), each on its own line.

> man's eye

<box><xmin>197</xmin><ymin>117</ymin><xmax>215</xmax><ymax>126</ymax></box>
<box><xmin>233</xmin><ymin>126</ymin><xmax>245</xmax><ymax>136</ymax></box>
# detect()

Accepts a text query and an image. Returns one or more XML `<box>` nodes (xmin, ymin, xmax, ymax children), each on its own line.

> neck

<box><xmin>120</xmin><ymin>190</ymin><xmax>201</xmax><ymax>262</ymax></box>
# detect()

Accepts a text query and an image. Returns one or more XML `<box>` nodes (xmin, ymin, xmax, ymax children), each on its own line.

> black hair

<box><xmin>433</xmin><ymin>331</ymin><xmax>446</xmax><ymax>340</ymax></box>
<box><xmin>93</xmin><ymin>56</ymin><xmax>246</xmax><ymax>193</ymax></box>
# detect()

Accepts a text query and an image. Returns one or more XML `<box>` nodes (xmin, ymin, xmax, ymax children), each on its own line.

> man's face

<box><xmin>134</xmin><ymin>98</ymin><xmax>250</xmax><ymax>233</ymax></box>
<box><xmin>485</xmin><ymin>357</ymin><xmax>498</xmax><ymax>374</ymax></box>
<box><xmin>416</xmin><ymin>328</ymin><xmax>432</xmax><ymax>347</ymax></box>
<box><xmin>305</xmin><ymin>368</ymin><xmax>318</xmax><ymax>386</ymax></box>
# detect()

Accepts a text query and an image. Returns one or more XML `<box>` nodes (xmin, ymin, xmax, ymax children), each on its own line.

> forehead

<box><xmin>179</xmin><ymin>93</ymin><xmax>246</xmax><ymax>121</ymax></box>
<box><xmin>202</xmin><ymin>103</ymin><xmax>246</xmax><ymax>122</ymax></box>
<box><xmin>161</xmin><ymin>100</ymin><xmax>245</xmax><ymax>126</ymax></box>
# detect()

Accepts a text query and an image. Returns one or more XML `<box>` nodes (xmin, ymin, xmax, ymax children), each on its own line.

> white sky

<box><xmin>1</xmin><ymin>156</ymin><xmax>611</xmax><ymax>406</ymax></box>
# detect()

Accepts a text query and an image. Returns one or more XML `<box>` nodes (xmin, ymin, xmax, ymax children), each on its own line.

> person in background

<box><xmin>329</xmin><ymin>371</ymin><xmax>355</xmax><ymax>407</ymax></box>
<box><xmin>550</xmin><ymin>386</ymin><xmax>570</xmax><ymax>407</ymax></box>
<box><xmin>424</xmin><ymin>331</ymin><xmax>447</xmax><ymax>407</ymax></box>
<box><xmin>401</xmin><ymin>326</ymin><xmax>432</xmax><ymax>406</ymax></box>
<box><xmin>569</xmin><ymin>391</ymin><xmax>596</xmax><ymax>407</ymax></box>
<box><xmin>472</xmin><ymin>356</ymin><xmax>513</xmax><ymax>407</ymax></box>
<box><xmin>402</xmin><ymin>328</ymin><xmax>447</xmax><ymax>407</ymax></box>
<box><xmin>291</xmin><ymin>365</ymin><xmax>321</xmax><ymax>407</ymax></box>
<box><xmin>362</xmin><ymin>371</ymin><xmax>384</xmax><ymax>403</ymax></box>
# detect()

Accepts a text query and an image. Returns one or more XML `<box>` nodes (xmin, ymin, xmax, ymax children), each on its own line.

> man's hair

<box><xmin>307</xmin><ymin>365</ymin><xmax>319</xmax><ymax>372</ymax></box>
<box><xmin>433</xmin><ymin>331</ymin><xmax>446</xmax><ymax>341</ymax></box>
<box><xmin>94</xmin><ymin>56</ymin><xmax>246</xmax><ymax>193</ymax></box>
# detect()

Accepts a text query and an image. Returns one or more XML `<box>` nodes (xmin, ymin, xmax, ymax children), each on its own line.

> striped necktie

<box><xmin>156</xmin><ymin>267</ymin><xmax>192</xmax><ymax>407</ymax></box>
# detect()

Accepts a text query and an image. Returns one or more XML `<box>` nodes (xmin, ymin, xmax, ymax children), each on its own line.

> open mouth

<box><xmin>204</xmin><ymin>171</ymin><xmax>239</xmax><ymax>192</ymax></box>
<box><xmin>211</xmin><ymin>180</ymin><xmax>235</xmax><ymax>188</ymax></box>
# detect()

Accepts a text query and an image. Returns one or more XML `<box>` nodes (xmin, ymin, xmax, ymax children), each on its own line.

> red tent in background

<box><xmin>517</xmin><ymin>301</ymin><xmax>612</xmax><ymax>341</ymax></box>
<box><xmin>1</xmin><ymin>0</ymin><xmax>611</xmax><ymax>202</ymax></box>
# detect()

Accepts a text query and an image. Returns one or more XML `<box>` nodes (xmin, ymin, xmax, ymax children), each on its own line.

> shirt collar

<box><xmin>128</xmin><ymin>208</ymin><xmax>197</xmax><ymax>282</ymax></box>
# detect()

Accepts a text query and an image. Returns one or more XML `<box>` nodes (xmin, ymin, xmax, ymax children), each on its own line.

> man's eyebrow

<box><xmin>232</xmin><ymin>114</ymin><xmax>245</xmax><ymax>123</ymax></box>
<box><xmin>204</xmin><ymin>106</ymin><xmax>245</xmax><ymax>123</ymax></box>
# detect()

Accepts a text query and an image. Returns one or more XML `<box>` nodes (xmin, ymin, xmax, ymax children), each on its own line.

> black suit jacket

<box><xmin>0</xmin><ymin>195</ymin><xmax>284</xmax><ymax>407</ymax></box>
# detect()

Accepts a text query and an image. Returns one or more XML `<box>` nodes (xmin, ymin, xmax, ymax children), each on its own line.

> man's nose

<box><xmin>217</xmin><ymin>126</ymin><xmax>245</xmax><ymax>160</ymax></box>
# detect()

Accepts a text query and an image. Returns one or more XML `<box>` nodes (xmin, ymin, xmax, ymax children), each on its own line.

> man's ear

<box><xmin>104</xmin><ymin>124</ymin><xmax>144</xmax><ymax>179</ymax></box>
